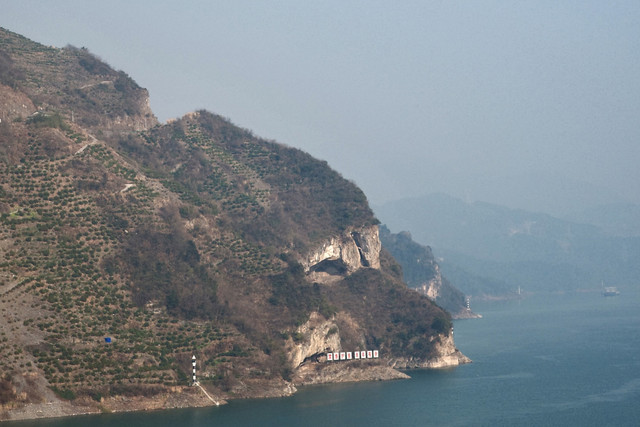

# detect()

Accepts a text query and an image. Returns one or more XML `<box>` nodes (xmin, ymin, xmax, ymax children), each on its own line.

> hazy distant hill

<box><xmin>0</xmin><ymin>28</ymin><xmax>469</xmax><ymax>417</ymax></box>
<box><xmin>437</xmin><ymin>171</ymin><xmax>630</xmax><ymax>219</ymax></box>
<box><xmin>375</xmin><ymin>193</ymin><xmax>640</xmax><ymax>295</ymax></box>
<box><xmin>564</xmin><ymin>203</ymin><xmax>640</xmax><ymax>237</ymax></box>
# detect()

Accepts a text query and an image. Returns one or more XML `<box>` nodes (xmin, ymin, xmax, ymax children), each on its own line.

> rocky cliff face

<box><xmin>287</xmin><ymin>310</ymin><xmax>470</xmax><ymax>386</ymax></box>
<box><xmin>287</xmin><ymin>312</ymin><xmax>342</xmax><ymax>368</ymax></box>
<box><xmin>388</xmin><ymin>333</ymin><xmax>471</xmax><ymax>369</ymax></box>
<box><xmin>301</xmin><ymin>225</ymin><xmax>381</xmax><ymax>282</ymax></box>
<box><xmin>0</xmin><ymin>83</ymin><xmax>36</xmax><ymax>120</ymax></box>
<box><xmin>416</xmin><ymin>263</ymin><xmax>444</xmax><ymax>300</ymax></box>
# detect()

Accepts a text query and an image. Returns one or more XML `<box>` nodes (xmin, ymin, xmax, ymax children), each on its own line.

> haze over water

<box><xmin>10</xmin><ymin>287</ymin><xmax>639</xmax><ymax>426</ymax></box>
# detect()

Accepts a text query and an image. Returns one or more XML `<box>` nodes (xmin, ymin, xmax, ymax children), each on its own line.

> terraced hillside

<box><xmin>0</xmin><ymin>28</ymin><xmax>467</xmax><ymax>417</ymax></box>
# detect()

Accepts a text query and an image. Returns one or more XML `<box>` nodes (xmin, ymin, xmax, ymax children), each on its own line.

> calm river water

<box><xmin>8</xmin><ymin>287</ymin><xmax>640</xmax><ymax>426</ymax></box>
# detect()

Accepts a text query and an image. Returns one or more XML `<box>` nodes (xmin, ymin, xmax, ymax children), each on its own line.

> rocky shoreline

<box><xmin>1</xmin><ymin>310</ymin><xmax>472</xmax><ymax>423</ymax></box>
<box><xmin>2</xmin><ymin>353</ymin><xmax>470</xmax><ymax>423</ymax></box>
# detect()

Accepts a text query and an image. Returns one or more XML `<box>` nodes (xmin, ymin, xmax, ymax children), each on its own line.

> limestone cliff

<box><xmin>301</xmin><ymin>225</ymin><xmax>381</xmax><ymax>283</ymax></box>
<box><xmin>388</xmin><ymin>333</ymin><xmax>471</xmax><ymax>369</ymax></box>
<box><xmin>287</xmin><ymin>309</ymin><xmax>470</xmax><ymax>386</ymax></box>
<box><xmin>286</xmin><ymin>312</ymin><xmax>342</xmax><ymax>368</ymax></box>
<box><xmin>416</xmin><ymin>263</ymin><xmax>444</xmax><ymax>300</ymax></box>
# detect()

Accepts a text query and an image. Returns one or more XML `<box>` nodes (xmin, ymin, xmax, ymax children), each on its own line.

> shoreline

<box><xmin>2</xmin><ymin>355</ymin><xmax>471</xmax><ymax>423</ymax></box>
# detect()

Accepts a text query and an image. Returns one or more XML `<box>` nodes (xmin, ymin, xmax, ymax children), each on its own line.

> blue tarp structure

<box><xmin>104</xmin><ymin>337</ymin><xmax>112</xmax><ymax>343</ymax></box>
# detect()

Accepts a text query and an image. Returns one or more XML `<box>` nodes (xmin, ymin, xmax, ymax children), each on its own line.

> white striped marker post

<box><xmin>192</xmin><ymin>355</ymin><xmax>197</xmax><ymax>385</ymax></box>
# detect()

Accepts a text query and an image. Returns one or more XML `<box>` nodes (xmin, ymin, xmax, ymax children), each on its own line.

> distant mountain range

<box><xmin>563</xmin><ymin>202</ymin><xmax>640</xmax><ymax>237</ymax></box>
<box><xmin>431</xmin><ymin>171</ymin><xmax>635</xmax><ymax>220</ymax></box>
<box><xmin>375</xmin><ymin>193</ymin><xmax>640</xmax><ymax>296</ymax></box>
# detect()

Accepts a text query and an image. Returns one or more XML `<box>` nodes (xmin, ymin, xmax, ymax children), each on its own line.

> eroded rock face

<box><xmin>388</xmin><ymin>333</ymin><xmax>471</xmax><ymax>369</ymax></box>
<box><xmin>286</xmin><ymin>311</ymin><xmax>470</xmax><ymax>389</ymax></box>
<box><xmin>416</xmin><ymin>263</ymin><xmax>443</xmax><ymax>300</ymax></box>
<box><xmin>301</xmin><ymin>225</ymin><xmax>381</xmax><ymax>282</ymax></box>
<box><xmin>0</xmin><ymin>84</ymin><xmax>37</xmax><ymax>120</ymax></box>
<box><xmin>293</xmin><ymin>364</ymin><xmax>410</xmax><ymax>386</ymax></box>
<box><xmin>287</xmin><ymin>312</ymin><xmax>342</xmax><ymax>369</ymax></box>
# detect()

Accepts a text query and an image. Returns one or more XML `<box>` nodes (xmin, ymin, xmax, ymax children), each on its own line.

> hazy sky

<box><xmin>3</xmin><ymin>1</ymin><xmax>640</xmax><ymax>214</ymax></box>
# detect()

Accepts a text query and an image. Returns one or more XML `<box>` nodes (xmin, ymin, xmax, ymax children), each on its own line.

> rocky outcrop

<box><xmin>288</xmin><ymin>312</ymin><xmax>470</xmax><ymax>387</ymax></box>
<box><xmin>0</xmin><ymin>83</ymin><xmax>37</xmax><ymax>120</ymax></box>
<box><xmin>99</xmin><ymin>94</ymin><xmax>157</xmax><ymax>134</ymax></box>
<box><xmin>293</xmin><ymin>363</ymin><xmax>409</xmax><ymax>386</ymax></box>
<box><xmin>422</xmin><ymin>333</ymin><xmax>472</xmax><ymax>368</ymax></box>
<box><xmin>287</xmin><ymin>312</ymin><xmax>342</xmax><ymax>369</ymax></box>
<box><xmin>301</xmin><ymin>225</ymin><xmax>381</xmax><ymax>282</ymax></box>
<box><xmin>388</xmin><ymin>333</ymin><xmax>471</xmax><ymax>369</ymax></box>
<box><xmin>416</xmin><ymin>263</ymin><xmax>443</xmax><ymax>300</ymax></box>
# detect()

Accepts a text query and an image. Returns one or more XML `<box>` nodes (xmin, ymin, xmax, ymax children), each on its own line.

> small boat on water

<box><xmin>603</xmin><ymin>287</ymin><xmax>619</xmax><ymax>296</ymax></box>
<box><xmin>602</xmin><ymin>283</ymin><xmax>620</xmax><ymax>296</ymax></box>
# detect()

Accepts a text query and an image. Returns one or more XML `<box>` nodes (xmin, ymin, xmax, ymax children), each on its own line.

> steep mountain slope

<box><xmin>0</xmin><ymin>28</ymin><xmax>468</xmax><ymax>418</ymax></box>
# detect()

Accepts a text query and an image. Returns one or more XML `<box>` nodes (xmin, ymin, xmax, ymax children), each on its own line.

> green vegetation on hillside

<box><xmin>0</xmin><ymin>27</ymin><xmax>455</xmax><ymax>408</ymax></box>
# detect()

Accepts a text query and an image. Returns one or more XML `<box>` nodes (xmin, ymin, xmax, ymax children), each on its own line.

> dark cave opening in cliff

<box><xmin>309</xmin><ymin>259</ymin><xmax>348</xmax><ymax>276</ymax></box>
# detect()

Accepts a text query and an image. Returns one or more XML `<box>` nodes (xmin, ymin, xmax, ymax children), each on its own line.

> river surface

<box><xmin>8</xmin><ymin>287</ymin><xmax>640</xmax><ymax>426</ymax></box>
